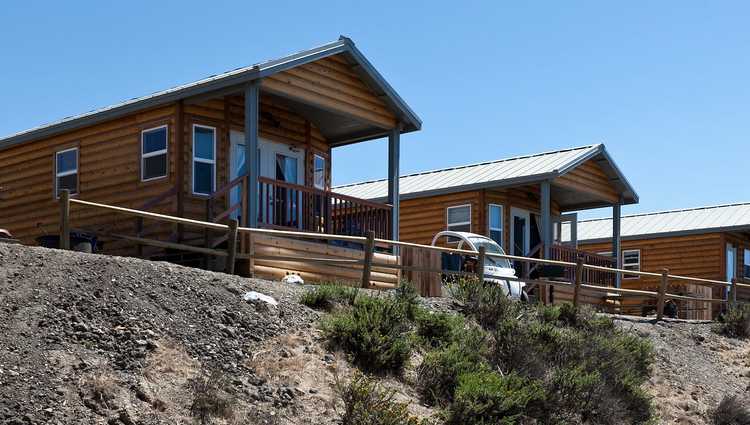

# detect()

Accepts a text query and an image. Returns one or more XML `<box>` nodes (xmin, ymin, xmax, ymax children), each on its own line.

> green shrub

<box><xmin>710</xmin><ymin>395</ymin><xmax>750</xmax><ymax>425</ymax></box>
<box><xmin>416</xmin><ymin>327</ymin><xmax>491</xmax><ymax>406</ymax></box>
<box><xmin>300</xmin><ymin>283</ymin><xmax>359</xmax><ymax>311</ymax></box>
<box><xmin>393</xmin><ymin>280</ymin><xmax>421</xmax><ymax>321</ymax></box>
<box><xmin>489</xmin><ymin>304</ymin><xmax>654</xmax><ymax>423</ymax></box>
<box><xmin>415</xmin><ymin>310</ymin><xmax>464</xmax><ymax>348</ymax></box>
<box><xmin>446</xmin><ymin>277</ymin><xmax>520</xmax><ymax>329</ymax></box>
<box><xmin>322</xmin><ymin>296</ymin><xmax>412</xmax><ymax>373</ymax></box>
<box><xmin>337</xmin><ymin>372</ymin><xmax>427</xmax><ymax>425</ymax></box>
<box><xmin>444</xmin><ymin>371</ymin><xmax>545</xmax><ymax>425</ymax></box>
<box><xmin>715</xmin><ymin>305</ymin><xmax>750</xmax><ymax>339</ymax></box>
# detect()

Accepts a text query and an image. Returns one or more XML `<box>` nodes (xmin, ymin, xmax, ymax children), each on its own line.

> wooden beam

<box><xmin>245</xmin><ymin>81</ymin><xmax>260</xmax><ymax>228</ymax></box>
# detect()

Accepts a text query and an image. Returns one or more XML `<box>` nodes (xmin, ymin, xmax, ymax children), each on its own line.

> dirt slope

<box><xmin>0</xmin><ymin>243</ymin><xmax>321</xmax><ymax>424</ymax></box>
<box><xmin>1</xmin><ymin>243</ymin><xmax>748</xmax><ymax>425</ymax></box>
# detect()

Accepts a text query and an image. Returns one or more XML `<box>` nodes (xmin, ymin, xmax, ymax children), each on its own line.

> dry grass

<box><xmin>143</xmin><ymin>339</ymin><xmax>198</xmax><ymax>380</ymax></box>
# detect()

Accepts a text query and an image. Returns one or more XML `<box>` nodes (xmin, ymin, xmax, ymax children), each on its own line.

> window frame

<box><xmin>191</xmin><ymin>124</ymin><xmax>217</xmax><ymax>196</ymax></box>
<box><xmin>313</xmin><ymin>153</ymin><xmax>327</xmax><ymax>190</ymax></box>
<box><xmin>487</xmin><ymin>203</ymin><xmax>503</xmax><ymax>247</ymax></box>
<box><xmin>140</xmin><ymin>124</ymin><xmax>169</xmax><ymax>182</ymax></box>
<box><xmin>744</xmin><ymin>248</ymin><xmax>750</xmax><ymax>279</ymax></box>
<box><xmin>622</xmin><ymin>249</ymin><xmax>641</xmax><ymax>280</ymax></box>
<box><xmin>446</xmin><ymin>204</ymin><xmax>472</xmax><ymax>233</ymax></box>
<box><xmin>54</xmin><ymin>147</ymin><xmax>79</xmax><ymax>199</ymax></box>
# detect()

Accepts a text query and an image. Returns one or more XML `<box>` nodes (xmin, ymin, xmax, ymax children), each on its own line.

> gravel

<box><xmin>0</xmin><ymin>243</ymin><xmax>318</xmax><ymax>424</ymax></box>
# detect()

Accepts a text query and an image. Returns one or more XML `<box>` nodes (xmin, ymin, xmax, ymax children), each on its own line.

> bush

<box><xmin>446</xmin><ymin>277</ymin><xmax>520</xmax><ymax>329</ymax></box>
<box><xmin>188</xmin><ymin>370</ymin><xmax>236</xmax><ymax>424</ymax></box>
<box><xmin>715</xmin><ymin>305</ymin><xmax>750</xmax><ymax>339</ymax></box>
<box><xmin>414</xmin><ymin>310</ymin><xmax>464</xmax><ymax>348</ymax></box>
<box><xmin>300</xmin><ymin>283</ymin><xmax>359</xmax><ymax>311</ymax></box>
<box><xmin>322</xmin><ymin>296</ymin><xmax>412</xmax><ymax>373</ymax></box>
<box><xmin>416</xmin><ymin>327</ymin><xmax>491</xmax><ymax>406</ymax></box>
<box><xmin>393</xmin><ymin>280</ymin><xmax>421</xmax><ymax>321</ymax></box>
<box><xmin>490</xmin><ymin>304</ymin><xmax>654</xmax><ymax>423</ymax></box>
<box><xmin>337</xmin><ymin>372</ymin><xmax>427</xmax><ymax>425</ymax></box>
<box><xmin>710</xmin><ymin>395</ymin><xmax>750</xmax><ymax>425</ymax></box>
<box><xmin>445</xmin><ymin>371</ymin><xmax>545</xmax><ymax>425</ymax></box>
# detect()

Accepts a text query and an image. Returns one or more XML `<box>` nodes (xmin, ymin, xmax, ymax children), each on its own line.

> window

<box><xmin>488</xmin><ymin>204</ymin><xmax>503</xmax><ymax>246</ymax></box>
<box><xmin>447</xmin><ymin>204</ymin><xmax>471</xmax><ymax>233</ymax></box>
<box><xmin>55</xmin><ymin>147</ymin><xmax>78</xmax><ymax>197</ymax></box>
<box><xmin>141</xmin><ymin>125</ymin><xmax>168</xmax><ymax>181</ymax></box>
<box><xmin>313</xmin><ymin>154</ymin><xmax>326</xmax><ymax>190</ymax></box>
<box><xmin>744</xmin><ymin>249</ymin><xmax>750</xmax><ymax>279</ymax></box>
<box><xmin>622</xmin><ymin>249</ymin><xmax>641</xmax><ymax>279</ymax></box>
<box><xmin>192</xmin><ymin>125</ymin><xmax>216</xmax><ymax>195</ymax></box>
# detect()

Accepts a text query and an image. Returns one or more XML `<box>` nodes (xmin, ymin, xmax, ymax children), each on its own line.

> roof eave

<box><xmin>0</xmin><ymin>37</ymin><xmax>420</xmax><ymax>152</ymax></box>
<box><xmin>578</xmin><ymin>224</ymin><xmax>750</xmax><ymax>244</ymax></box>
<box><xmin>341</xmin><ymin>172</ymin><xmax>560</xmax><ymax>203</ymax></box>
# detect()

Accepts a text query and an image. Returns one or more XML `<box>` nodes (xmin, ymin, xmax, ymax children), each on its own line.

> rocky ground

<box><xmin>1</xmin><ymin>242</ymin><xmax>748</xmax><ymax>424</ymax></box>
<box><xmin>615</xmin><ymin>316</ymin><xmax>750</xmax><ymax>424</ymax></box>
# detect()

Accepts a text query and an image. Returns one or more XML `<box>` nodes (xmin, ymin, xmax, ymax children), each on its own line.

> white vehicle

<box><xmin>431</xmin><ymin>231</ymin><xmax>527</xmax><ymax>301</ymax></box>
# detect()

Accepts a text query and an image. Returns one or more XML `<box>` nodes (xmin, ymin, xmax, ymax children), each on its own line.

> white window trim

<box><xmin>192</xmin><ymin>124</ymin><xmax>216</xmax><ymax>196</ymax></box>
<box><xmin>313</xmin><ymin>153</ymin><xmax>326</xmax><ymax>190</ymax></box>
<box><xmin>488</xmin><ymin>203</ymin><xmax>503</xmax><ymax>246</ymax></box>
<box><xmin>55</xmin><ymin>147</ymin><xmax>79</xmax><ymax>198</ymax></box>
<box><xmin>446</xmin><ymin>204</ymin><xmax>472</xmax><ymax>232</ymax></box>
<box><xmin>622</xmin><ymin>249</ymin><xmax>641</xmax><ymax>280</ymax></box>
<box><xmin>141</xmin><ymin>125</ymin><xmax>169</xmax><ymax>182</ymax></box>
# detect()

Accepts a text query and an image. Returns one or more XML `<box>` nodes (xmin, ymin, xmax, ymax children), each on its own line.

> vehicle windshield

<box><xmin>468</xmin><ymin>237</ymin><xmax>512</xmax><ymax>269</ymax></box>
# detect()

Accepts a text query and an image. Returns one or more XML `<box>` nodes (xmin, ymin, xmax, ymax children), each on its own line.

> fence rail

<box><xmin>58</xmin><ymin>191</ymin><xmax>750</xmax><ymax>320</ymax></box>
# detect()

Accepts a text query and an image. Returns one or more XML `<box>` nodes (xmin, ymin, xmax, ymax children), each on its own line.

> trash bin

<box><xmin>36</xmin><ymin>232</ymin><xmax>100</xmax><ymax>253</ymax></box>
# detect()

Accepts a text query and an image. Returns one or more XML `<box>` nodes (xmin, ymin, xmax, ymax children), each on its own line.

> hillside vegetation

<box><xmin>1</xmin><ymin>243</ymin><xmax>749</xmax><ymax>424</ymax></box>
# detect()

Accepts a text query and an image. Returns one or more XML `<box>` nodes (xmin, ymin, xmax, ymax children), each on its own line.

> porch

<box><xmin>207</xmin><ymin>174</ymin><xmax>392</xmax><ymax>239</ymax></box>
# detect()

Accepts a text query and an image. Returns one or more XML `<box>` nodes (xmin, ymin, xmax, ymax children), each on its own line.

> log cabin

<box><xmin>334</xmin><ymin>144</ymin><xmax>639</xmax><ymax>300</ymax></box>
<box><xmin>570</xmin><ymin>203</ymin><xmax>750</xmax><ymax>319</ymax></box>
<box><xmin>0</xmin><ymin>37</ymin><xmax>420</xmax><ymax>282</ymax></box>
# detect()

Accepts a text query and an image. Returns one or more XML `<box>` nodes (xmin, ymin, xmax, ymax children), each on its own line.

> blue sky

<box><xmin>2</xmin><ymin>1</ymin><xmax>748</xmax><ymax>219</ymax></box>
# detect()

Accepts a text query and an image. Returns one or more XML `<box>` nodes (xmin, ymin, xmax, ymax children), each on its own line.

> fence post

<box><xmin>477</xmin><ymin>246</ymin><xmax>486</xmax><ymax>282</ymax></box>
<box><xmin>361</xmin><ymin>230</ymin><xmax>375</xmax><ymax>288</ymax></box>
<box><xmin>729</xmin><ymin>278</ymin><xmax>738</xmax><ymax>308</ymax></box>
<box><xmin>656</xmin><ymin>268</ymin><xmax>669</xmax><ymax>321</ymax></box>
<box><xmin>225</xmin><ymin>219</ymin><xmax>239</xmax><ymax>275</ymax></box>
<box><xmin>573</xmin><ymin>256</ymin><xmax>584</xmax><ymax>308</ymax></box>
<box><xmin>59</xmin><ymin>189</ymin><xmax>71</xmax><ymax>250</ymax></box>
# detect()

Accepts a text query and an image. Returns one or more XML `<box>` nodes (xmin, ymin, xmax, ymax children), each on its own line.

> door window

<box><xmin>744</xmin><ymin>249</ymin><xmax>750</xmax><ymax>279</ymax></box>
<box><xmin>488</xmin><ymin>204</ymin><xmax>503</xmax><ymax>247</ymax></box>
<box><xmin>276</xmin><ymin>154</ymin><xmax>298</xmax><ymax>183</ymax></box>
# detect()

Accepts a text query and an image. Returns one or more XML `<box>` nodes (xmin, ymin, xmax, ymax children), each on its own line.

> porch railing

<box><xmin>548</xmin><ymin>244</ymin><xmax>616</xmax><ymax>286</ymax></box>
<box><xmin>207</xmin><ymin>175</ymin><xmax>392</xmax><ymax>239</ymax></box>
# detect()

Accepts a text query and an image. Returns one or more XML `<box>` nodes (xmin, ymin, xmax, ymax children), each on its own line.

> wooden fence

<box><xmin>58</xmin><ymin>191</ymin><xmax>750</xmax><ymax>320</ymax></box>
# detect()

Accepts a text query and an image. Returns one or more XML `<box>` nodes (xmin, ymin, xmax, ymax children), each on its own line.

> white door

<box><xmin>259</xmin><ymin>140</ymin><xmax>305</xmax><ymax>229</ymax></box>
<box><xmin>510</xmin><ymin>207</ymin><xmax>531</xmax><ymax>257</ymax></box>
<box><xmin>727</xmin><ymin>243</ymin><xmax>737</xmax><ymax>297</ymax></box>
<box><xmin>228</xmin><ymin>133</ymin><xmax>305</xmax><ymax>226</ymax></box>
<box><xmin>229</xmin><ymin>131</ymin><xmax>248</xmax><ymax>221</ymax></box>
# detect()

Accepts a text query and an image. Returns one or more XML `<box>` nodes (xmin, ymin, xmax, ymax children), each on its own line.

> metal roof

<box><xmin>0</xmin><ymin>36</ymin><xmax>421</xmax><ymax>152</ymax></box>
<box><xmin>334</xmin><ymin>144</ymin><xmax>638</xmax><ymax>206</ymax></box>
<box><xmin>570</xmin><ymin>202</ymin><xmax>750</xmax><ymax>243</ymax></box>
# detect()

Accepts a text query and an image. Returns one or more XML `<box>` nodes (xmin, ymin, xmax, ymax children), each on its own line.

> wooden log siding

<box><xmin>579</xmin><ymin>233</ymin><xmax>724</xmax><ymax>320</ymax></box>
<box><xmin>397</xmin><ymin>186</ymin><xmax>562</xmax><ymax>249</ymax></box>
<box><xmin>553</xmin><ymin>158</ymin><xmax>620</xmax><ymax>204</ymax></box>
<box><xmin>0</xmin><ymin>105</ymin><xmax>178</xmax><ymax>252</ymax></box>
<box><xmin>261</xmin><ymin>55</ymin><xmax>397</xmax><ymax>129</ymax></box>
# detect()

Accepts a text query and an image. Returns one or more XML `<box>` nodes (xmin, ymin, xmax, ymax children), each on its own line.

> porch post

<box><xmin>388</xmin><ymin>124</ymin><xmax>401</xmax><ymax>248</ymax></box>
<box><xmin>540</xmin><ymin>181</ymin><xmax>552</xmax><ymax>259</ymax></box>
<box><xmin>612</xmin><ymin>197</ymin><xmax>623</xmax><ymax>288</ymax></box>
<box><xmin>244</xmin><ymin>80</ymin><xmax>260</xmax><ymax>228</ymax></box>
